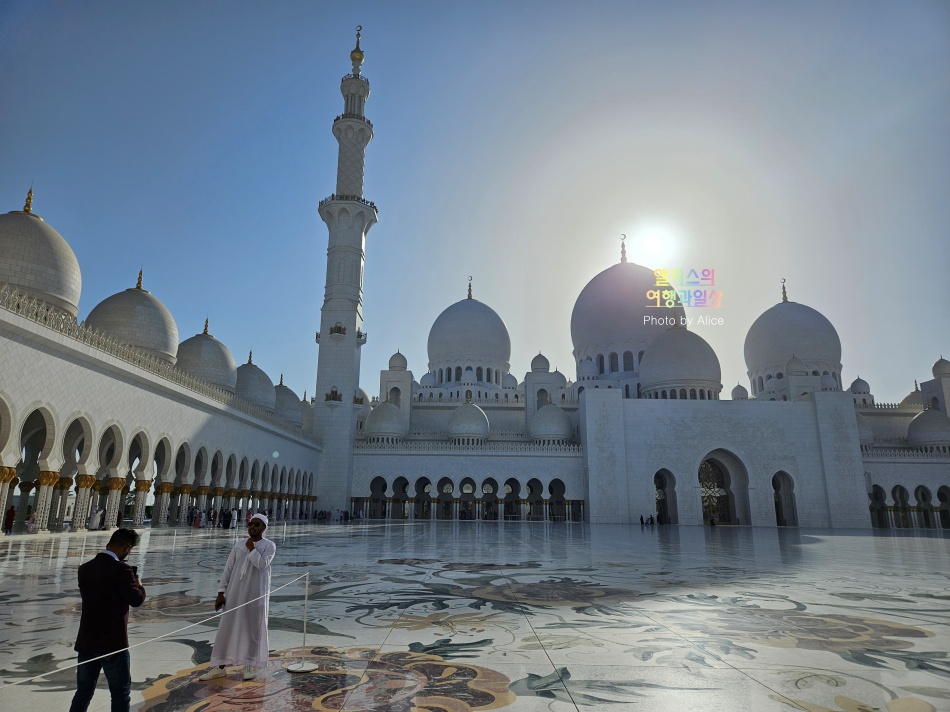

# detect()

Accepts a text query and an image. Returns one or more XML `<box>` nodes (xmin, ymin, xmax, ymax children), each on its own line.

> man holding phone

<box><xmin>198</xmin><ymin>513</ymin><xmax>276</xmax><ymax>681</ymax></box>
<box><xmin>69</xmin><ymin>527</ymin><xmax>146</xmax><ymax>712</ymax></box>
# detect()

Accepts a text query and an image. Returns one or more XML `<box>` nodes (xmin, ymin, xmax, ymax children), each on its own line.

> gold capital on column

<box><xmin>0</xmin><ymin>466</ymin><xmax>16</xmax><ymax>483</ymax></box>
<box><xmin>38</xmin><ymin>471</ymin><xmax>60</xmax><ymax>487</ymax></box>
<box><xmin>213</xmin><ymin>487</ymin><xmax>225</xmax><ymax>496</ymax></box>
<box><xmin>197</xmin><ymin>486</ymin><xmax>210</xmax><ymax>496</ymax></box>
<box><xmin>135</xmin><ymin>479</ymin><xmax>153</xmax><ymax>492</ymax></box>
<box><xmin>179</xmin><ymin>484</ymin><xmax>193</xmax><ymax>495</ymax></box>
<box><xmin>240</xmin><ymin>490</ymin><xmax>251</xmax><ymax>499</ymax></box>
<box><xmin>57</xmin><ymin>477</ymin><xmax>74</xmax><ymax>490</ymax></box>
<box><xmin>109</xmin><ymin>478</ymin><xmax>127</xmax><ymax>491</ymax></box>
<box><xmin>76</xmin><ymin>474</ymin><xmax>96</xmax><ymax>489</ymax></box>
<box><xmin>156</xmin><ymin>482</ymin><xmax>175</xmax><ymax>494</ymax></box>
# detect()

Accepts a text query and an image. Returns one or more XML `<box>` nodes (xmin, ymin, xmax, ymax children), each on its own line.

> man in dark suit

<box><xmin>69</xmin><ymin>527</ymin><xmax>146</xmax><ymax>712</ymax></box>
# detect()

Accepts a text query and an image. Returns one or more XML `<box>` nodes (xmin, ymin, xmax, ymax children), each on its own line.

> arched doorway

<box><xmin>504</xmin><ymin>479</ymin><xmax>521</xmax><ymax>520</ymax></box>
<box><xmin>526</xmin><ymin>478</ymin><xmax>544</xmax><ymax>520</ymax></box>
<box><xmin>368</xmin><ymin>476</ymin><xmax>387</xmax><ymax>519</ymax></box>
<box><xmin>654</xmin><ymin>470</ymin><xmax>678</xmax><ymax>524</ymax></box>
<box><xmin>414</xmin><ymin>478</ymin><xmax>432</xmax><ymax>519</ymax></box>
<box><xmin>914</xmin><ymin>486</ymin><xmax>933</xmax><ymax>529</ymax></box>
<box><xmin>481</xmin><ymin>479</ymin><xmax>498</xmax><ymax>520</ymax></box>
<box><xmin>772</xmin><ymin>472</ymin><xmax>798</xmax><ymax>527</ymax></box>
<box><xmin>869</xmin><ymin>485</ymin><xmax>889</xmax><ymax>528</ymax></box>
<box><xmin>437</xmin><ymin>478</ymin><xmax>455</xmax><ymax>520</ymax></box>
<box><xmin>698</xmin><ymin>460</ymin><xmax>731</xmax><ymax>525</ymax></box>
<box><xmin>549</xmin><ymin>479</ymin><xmax>566</xmax><ymax>521</ymax></box>
<box><xmin>392</xmin><ymin>477</ymin><xmax>409</xmax><ymax>519</ymax></box>
<box><xmin>938</xmin><ymin>486</ymin><xmax>950</xmax><ymax>529</ymax></box>
<box><xmin>459</xmin><ymin>479</ymin><xmax>476</xmax><ymax>520</ymax></box>
<box><xmin>892</xmin><ymin>485</ymin><xmax>912</xmax><ymax>528</ymax></box>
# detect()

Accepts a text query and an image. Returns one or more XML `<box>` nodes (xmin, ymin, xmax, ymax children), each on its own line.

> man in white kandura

<box><xmin>198</xmin><ymin>513</ymin><xmax>276</xmax><ymax>681</ymax></box>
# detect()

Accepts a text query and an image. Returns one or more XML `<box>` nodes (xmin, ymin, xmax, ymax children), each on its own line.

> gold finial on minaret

<box><xmin>781</xmin><ymin>278</ymin><xmax>788</xmax><ymax>303</ymax></box>
<box><xmin>135</xmin><ymin>270</ymin><xmax>143</xmax><ymax>290</ymax></box>
<box><xmin>248</xmin><ymin>350</ymin><xmax>253</xmax><ymax>365</ymax></box>
<box><xmin>914</xmin><ymin>380</ymin><xmax>919</xmax><ymax>391</ymax></box>
<box><xmin>351</xmin><ymin>25</ymin><xmax>365</xmax><ymax>74</ymax></box>
<box><xmin>620</xmin><ymin>234</ymin><xmax>627</xmax><ymax>263</ymax></box>
<box><xmin>203</xmin><ymin>318</ymin><xmax>209</xmax><ymax>335</ymax></box>
<box><xmin>302</xmin><ymin>390</ymin><xmax>307</xmax><ymax>402</ymax></box>
<box><xmin>23</xmin><ymin>186</ymin><xmax>34</xmax><ymax>214</ymax></box>
<box><xmin>467</xmin><ymin>276</ymin><xmax>473</xmax><ymax>300</ymax></box>
<box><xmin>279</xmin><ymin>373</ymin><xmax>284</xmax><ymax>386</ymax></box>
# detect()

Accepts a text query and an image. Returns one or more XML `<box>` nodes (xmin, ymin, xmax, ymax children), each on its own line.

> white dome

<box><xmin>571</xmin><ymin>260</ymin><xmax>685</xmax><ymax>356</ymax></box>
<box><xmin>176</xmin><ymin>324</ymin><xmax>237</xmax><ymax>393</ymax></box>
<box><xmin>820</xmin><ymin>374</ymin><xmax>837</xmax><ymax>391</ymax></box>
<box><xmin>933</xmin><ymin>357</ymin><xmax>950</xmax><ymax>378</ymax></box>
<box><xmin>850</xmin><ymin>376</ymin><xmax>870</xmax><ymax>395</ymax></box>
<box><xmin>639</xmin><ymin>327</ymin><xmax>722</xmax><ymax>392</ymax></box>
<box><xmin>731</xmin><ymin>383</ymin><xmax>748</xmax><ymax>400</ymax></box>
<box><xmin>85</xmin><ymin>276</ymin><xmax>178</xmax><ymax>364</ymax></box>
<box><xmin>448</xmin><ymin>401</ymin><xmax>490</xmax><ymax>440</ymax></box>
<box><xmin>766</xmin><ymin>376</ymin><xmax>779</xmax><ymax>392</ymax></box>
<box><xmin>502</xmin><ymin>373</ymin><xmax>518</xmax><ymax>388</ymax></box>
<box><xmin>427</xmin><ymin>297</ymin><xmax>511</xmax><ymax>365</ymax></box>
<box><xmin>531</xmin><ymin>353</ymin><xmax>550</xmax><ymax>372</ymax></box>
<box><xmin>855</xmin><ymin>413</ymin><xmax>874</xmax><ymax>445</ymax></box>
<box><xmin>0</xmin><ymin>197</ymin><xmax>82</xmax><ymax>316</ymax></box>
<box><xmin>365</xmin><ymin>401</ymin><xmax>408</xmax><ymax>439</ymax></box>
<box><xmin>355</xmin><ymin>388</ymin><xmax>372</xmax><ymax>420</ymax></box>
<box><xmin>899</xmin><ymin>386</ymin><xmax>924</xmax><ymax>407</ymax></box>
<box><xmin>275</xmin><ymin>377</ymin><xmax>303</xmax><ymax>427</ymax></box>
<box><xmin>551</xmin><ymin>369</ymin><xmax>567</xmax><ymax>387</ymax></box>
<box><xmin>577</xmin><ymin>358</ymin><xmax>599</xmax><ymax>379</ymax></box>
<box><xmin>785</xmin><ymin>355</ymin><xmax>807</xmax><ymax>376</ymax></box>
<box><xmin>744</xmin><ymin>300</ymin><xmax>841</xmax><ymax>372</ymax></box>
<box><xmin>420</xmin><ymin>372</ymin><xmax>436</xmax><ymax>387</ymax></box>
<box><xmin>531</xmin><ymin>403</ymin><xmax>571</xmax><ymax>441</ymax></box>
<box><xmin>389</xmin><ymin>351</ymin><xmax>408</xmax><ymax>371</ymax></box>
<box><xmin>907</xmin><ymin>409</ymin><xmax>950</xmax><ymax>447</ymax></box>
<box><xmin>235</xmin><ymin>355</ymin><xmax>276</xmax><ymax>413</ymax></box>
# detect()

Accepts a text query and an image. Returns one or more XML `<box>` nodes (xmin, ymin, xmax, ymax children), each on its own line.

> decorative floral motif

<box><xmin>374</xmin><ymin>612</ymin><xmax>507</xmax><ymax>633</ymax></box>
<box><xmin>137</xmin><ymin>646</ymin><xmax>516</xmax><ymax>711</ymax></box>
<box><xmin>470</xmin><ymin>578</ymin><xmax>633</xmax><ymax>608</ymax></box>
<box><xmin>773</xmin><ymin>694</ymin><xmax>937</xmax><ymax>712</ymax></box>
<box><xmin>55</xmin><ymin>592</ymin><xmax>205</xmax><ymax>623</ymax></box>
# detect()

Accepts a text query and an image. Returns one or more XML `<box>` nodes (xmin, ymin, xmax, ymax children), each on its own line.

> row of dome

<box><xmin>0</xmin><ymin>197</ymin><xmax>304</xmax><ymax>423</ymax></box>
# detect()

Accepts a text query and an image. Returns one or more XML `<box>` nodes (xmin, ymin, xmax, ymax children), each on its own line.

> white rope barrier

<box><xmin>3</xmin><ymin>571</ymin><xmax>310</xmax><ymax>687</ymax></box>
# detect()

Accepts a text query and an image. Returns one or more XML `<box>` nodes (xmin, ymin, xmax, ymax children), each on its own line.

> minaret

<box><xmin>313</xmin><ymin>27</ymin><xmax>378</xmax><ymax>510</ymax></box>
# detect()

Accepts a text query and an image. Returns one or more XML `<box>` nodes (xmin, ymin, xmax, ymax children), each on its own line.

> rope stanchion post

<box><xmin>286</xmin><ymin>570</ymin><xmax>318</xmax><ymax>673</ymax></box>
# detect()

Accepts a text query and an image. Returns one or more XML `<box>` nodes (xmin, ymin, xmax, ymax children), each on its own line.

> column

<box><xmin>498</xmin><ymin>500</ymin><xmax>505</xmax><ymax>521</ymax></box>
<box><xmin>71</xmin><ymin>475</ymin><xmax>96</xmax><ymax>531</ymax></box>
<box><xmin>103</xmin><ymin>477</ymin><xmax>126</xmax><ymax>531</ymax></box>
<box><xmin>195</xmin><ymin>486</ymin><xmax>209</xmax><ymax>517</ymax></box>
<box><xmin>15</xmin><ymin>480</ymin><xmax>35</xmax><ymax>532</ymax></box>
<box><xmin>213</xmin><ymin>488</ymin><xmax>225</xmax><ymax>525</ymax></box>
<box><xmin>177</xmin><ymin>484</ymin><xmax>194</xmax><ymax>525</ymax></box>
<box><xmin>152</xmin><ymin>482</ymin><xmax>174</xmax><ymax>527</ymax></box>
<box><xmin>251</xmin><ymin>490</ymin><xmax>262</xmax><ymax>514</ymax></box>
<box><xmin>132</xmin><ymin>479</ymin><xmax>152</xmax><ymax>526</ymax></box>
<box><xmin>0</xmin><ymin>467</ymin><xmax>15</xmax><ymax>522</ymax></box>
<box><xmin>51</xmin><ymin>476</ymin><xmax>74</xmax><ymax>530</ymax></box>
<box><xmin>240</xmin><ymin>490</ymin><xmax>251</xmax><ymax>519</ymax></box>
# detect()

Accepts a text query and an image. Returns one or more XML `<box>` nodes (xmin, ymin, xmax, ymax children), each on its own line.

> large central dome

<box><xmin>427</xmin><ymin>297</ymin><xmax>511</xmax><ymax>365</ymax></box>
<box><xmin>571</xmin><ymin>260</ymin><xmax>685</xmax><ymax>357</ymax></box>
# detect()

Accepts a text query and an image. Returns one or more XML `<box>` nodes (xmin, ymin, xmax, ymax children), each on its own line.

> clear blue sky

<box><xmin>2</xmin><ymin>1</ymin><xmax>948</xmax><ymax>403</ymax></box>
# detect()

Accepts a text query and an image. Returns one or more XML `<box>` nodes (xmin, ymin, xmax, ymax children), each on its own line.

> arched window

<box><xmin>455</xmin><ymin>366</ymin><xmax>462</xmax><ymax>381</ymax></box>
<box><xmin>438</xmin><ymin>368</ymin><xmax>443</xmax><ymax>384</ymax></box>
<box><xmin>700</xmin><ymin>390</ymin><xmax>705</xmax><ymax>400</ymax></box>
<box><xmin>609</xmin><ymin>353</ymin><xmax>619</xmax><ymax>372</ymax></box>
<box><xmin>625</xmin><ymin>385</ymin><xmax>630</xmax><ymax>398</ymax></box>
<box><xmin>476</xmin><ymin>367</ymin><xmax>483</xmax><ymax>381</ymax></box>
<box><xmin>623</xmin><ymin>351</ymin><xmax>634</xmax><ymax>371</ymax></box>
<box><xmin>680</xmin><ymin>388</ymin><xmax>687</xmax><ymax>399</ymax></box>
<box><xmin>597</xmin><ymin>354</ymin><xmax>605</xmax><ymax>374</ymax></box>
<box><xmin>661</xmin><ymin>390</ymin><xmax>667</xmax><ymax>399</ymax></box>
<box><xmin>690</xmin><ymin>388</ymin><xmax>696</xmax><ymax>399</ymax></box>
<box><xmin>445</xmin><ymin>368</ymin><xmax>451</xmax><ymax>383</ymax></box>
<box><xmin>757</xmin><ymin>376</ymin><xmax>764</xmax><ymax>392</ymax></box>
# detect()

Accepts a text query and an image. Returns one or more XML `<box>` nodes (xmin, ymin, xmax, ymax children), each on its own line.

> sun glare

<box><xmin>628</xmin><ymin>221</ymin><xmax>681</xmax><ymax>268</ymax></box>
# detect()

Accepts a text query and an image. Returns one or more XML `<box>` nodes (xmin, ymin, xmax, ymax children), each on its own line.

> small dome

<box><xmin>899</xmin><ymin>387</ymin><xmax>923</xmax><ymax>407</ymax></box>
<box><xmin>639</xmin><ymin>326</ymin><xmax>722</xmax><ymax>392</ymax></box>
<box><xmin>235</xmin><ymin>354</ymin><xmax>276</xmax><ymax>413</ymax></box>
<box><xmin>531</xmin><ymin>403</ymin><xmax>571</xmax><ymax>441</ymax></box>
<box><xmin>551</xmin><ymin>369</ymin><xmax>567</xmax><ymax>387</ymax></box>
<box><xmin>855</xmin><ymin>413</ymin><xmax>874</xmax><ymax>445</ymax></box>
<box><xmin>850</xmin><ymin>376</ymin><xmax>870</xmax><ymax>395</ymax></box>
<box><xmin>765</xmin><ymin>376</ymin><xmax>779</xmax><ymax>392</ymax></box>
<box><xmin>907</xmin><ymin>409</ymin><xmax>950</xmax><ymax>447</ymax></box>
<box><xmin>0</xmin><ymin>195</ymin><xmax>82</xmax><ymax>316</ymax></box>
<box><xmin>274</xmin><ymin>377</ymin><xmax>303</xmax><ymax>427</ymax></box>
<box><xmin>420</xmin><ymin>372</ymin><xmax>436</xmax><ymax>387</ymax></box>
<box><xmin>448</xmin><ymin>401</ymin><xmax>490</xmax><ymax>441</ymax></box>
<box><xmin>355</xmin><ymin>387</ymin><xmax>372</xmax><ymax>420</ymax></box>
<box><xmin>85</xmin><ymin>274</ymin><xmax>178</xmax><ymax>364</ymax></box>
<box><xmin>819</xmin><ymin>374</ymin><xmax>837</xmax><ymax>391</ymax></box>
<box><xmin>365</xmin><ymin>401</ymin><xmax>408</xmax><ymax>439</ymax></box>
<box><xmin>785</xmin><ymin>355</ymin><xmax>807</xmax><ymax>376</ymax></box>
<box><xmin>502</xmin><ymin>373</ymin><xmax>518</xmax><ymax>388</ymax></box>
<box><xmin>176</xmin><ymin>322</ymin><xmax>237</xmax><ymax>393</ymax></box>
<box><xmin>731</xmin><ymin>383</ymin><xmax>748</xmax><ymax>400</ymax></box>
<box><xmin>744</xmin><ymin>299</ymin><xmax>841</xmax><ymax>372</ymax></box>
<box><xmin>933</xmin><ymin>357</ymin><xmax>950</xmax><ymax>378</ymax></box>
<box><xmin>577</xmin><ymin>358</ymin><xmax>599</xmax><ymax>379</ymax></box>
<box><xmin>428</xmin><ymin>297</ymin><xmax>511</xmax><ymax>365</ymax></box>
<box><xmin>531</xmin><ymin>353</ymin><xmax>550</xmax><ymax>372</ymax></box>
<box><xmin>389</xmin><ymin>351</ymin><xmax>408</xmax><ymax>371</ymax></box>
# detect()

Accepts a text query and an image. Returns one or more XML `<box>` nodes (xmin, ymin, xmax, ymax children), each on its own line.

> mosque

<box><xmin>1</xmin><ymin>34</ymin><xmax>948</xmax><ymax>535</ymax></box>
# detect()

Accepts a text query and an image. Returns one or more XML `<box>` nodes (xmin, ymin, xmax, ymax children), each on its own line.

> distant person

<box><xmin>4</xmin><ymin>505</ymin><xmax>16</xmax><ymax>534</ymax></box>
<box><xmin>639</xmin><ymin>514</ymin><xmax>644</xmax><ymax>527</ymax></box>
<box><xmin>69</xmin><ymin>528</ymin><xmax>146</xmax><ymax>712</ymax></box>
<box><xmin>198</xmin><ymin>513</ymin><xmax>276</xmax><ymax>681</ymax></box>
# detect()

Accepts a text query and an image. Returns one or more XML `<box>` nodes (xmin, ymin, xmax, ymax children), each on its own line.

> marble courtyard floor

<box><xmin>1</xmin><ymin>522</ymin><xmax>949</xmax><ymax>711</ymax></box>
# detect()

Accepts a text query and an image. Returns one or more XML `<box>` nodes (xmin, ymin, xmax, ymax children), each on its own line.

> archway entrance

<box><xmin>938</xmin><ymin>487</ymin><xmax>950</xmax><ymax>529</ymax></box>
<box><xmin>869</xmin><ymin>485</ymin><xmax>889</xmax><ymax>528</ymax></box>
<box><xmin>772</xmin><ymin>472</ymin><xmax>798</xmax><ymax>527</ymax></box>
<box><xmin>654</xmin><ymin>470</ymin><xmax>677</xmax><ymax>524</ymax></box>
<box><xmin>481</xmin><ymin>479</ymin><xmax>498</xmax><ymax>520</ymax></box>
<box><xmin>698</xmin><ymin>460</ymin><xmax>732</xmax><ymax>525</ymax></box>
<box><xmin>549</xmin><ymin>479</ymin><xmax>566</xmax><ymax>521</ymax></box>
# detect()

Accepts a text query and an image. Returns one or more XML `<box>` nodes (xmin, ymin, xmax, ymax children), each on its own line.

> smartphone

<box><xmin>131</xmin><ymin>565</ymin><xmax>138</xmax><ymax>577</ymax></box>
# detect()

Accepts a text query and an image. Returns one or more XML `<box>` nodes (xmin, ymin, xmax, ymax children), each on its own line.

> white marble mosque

<box><xmin>1</xmin><ymin>30</ymin><xmax>949</xmax><ymax>542</ymax></box>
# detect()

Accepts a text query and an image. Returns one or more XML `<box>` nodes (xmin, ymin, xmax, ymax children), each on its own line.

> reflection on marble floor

<box><xmin>1</xmin><ymin>522</ymin><xmax>949</xmax><ymax>711</ymax></box>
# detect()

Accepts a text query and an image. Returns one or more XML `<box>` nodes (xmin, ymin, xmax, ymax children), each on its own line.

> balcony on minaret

<box><xmin>334</xmin><ymin>113</ymin><xmax>373</xmax><ymax>129</ymax></box>
<box><xmin>325</xmin><ymin>389</ymin><xmax>344</xmax><ymax>404</ymax></box>
<box><xmin>318</xmin><ymin>194</ymin><xmax>378</xmax><ymax>213</ymax></box>
<box><xmin>356</xmin><ymin>329</ymin><xmax>367</xmax><ymax>345</ymax></box>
